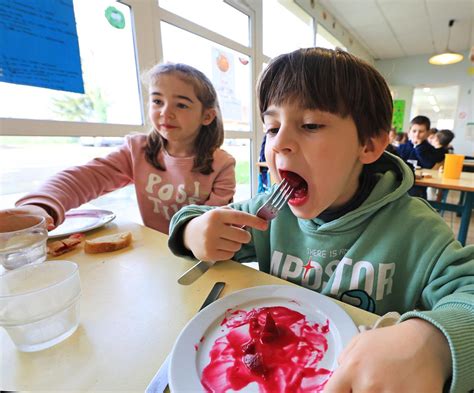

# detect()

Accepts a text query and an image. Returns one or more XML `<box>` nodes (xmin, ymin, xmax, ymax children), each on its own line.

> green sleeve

<box><xmin>168</xmin><ymin>189</ymin><xmax>275</xmax><ymax>262</ymax></box>
<box><xmin>400</xmin><ymin>242</ymin><xmax>474</xmax><ymax>393</ymax></box>
<box><xmin>168</xmin><ymin>204</ymin><xmax>215</xmax><ymax>258</ymax></box>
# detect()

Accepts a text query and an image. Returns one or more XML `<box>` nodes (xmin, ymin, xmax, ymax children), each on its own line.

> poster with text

<box><xmin>0</xmin><ymin>0</ymin><xmax>84</xmax><ymax>93</ymax></box>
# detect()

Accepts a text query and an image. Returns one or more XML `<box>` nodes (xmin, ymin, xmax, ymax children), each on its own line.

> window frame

<box><xmin>0</xmin><ymin>0</ymin><xmax>339</xmax><ymax>197</ymax></box>
<box><xmin>0</xmin><ymin>0</ymin><xmax>157</xmax><ymax>137</ymax></box>
<box><xmin>156</xmin><ymin>0</ymin><xmax>265</xmax><ymax>195</ymax></box>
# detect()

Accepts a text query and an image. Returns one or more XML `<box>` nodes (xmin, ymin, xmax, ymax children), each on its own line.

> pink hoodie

<box><xmin>16</xmin><ymin>134</ymin><xmax>236</xmax><ymax>234</ymax></box>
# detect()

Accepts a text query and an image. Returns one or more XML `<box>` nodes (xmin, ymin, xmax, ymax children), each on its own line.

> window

<box><xmin>158</xmin><ymin>0</ymin><xmax>249</xmax><ymax>46</ymax></box>
<box><xmin>1</xmin><ymin>0</ymin><xmax>343</xmax><ymax>206</ymax></box>
<box><xmin>223</xmin><ymin>139</ymin><xmax>251</xmax><ymax>201</ymax></box>
<box><xmin>410</xmin><ymin>86</ymin><xmax>460</xmax><ymax>131</ymax></box>
<box><xmin>158</xmin><ymin>0</ymin><xmax>255</xmax><ymax>200</ymax></box>
<box><xmin>161</xmin><ymin>23</ymin><xmax>251</xmax><ymax>132</ymax></box>
<box><xmin>263</xmin><ymin>1</ymin><xmax>313</xmax><ymax>58</ymax></box>
<box><xmin>0</xmin><ymin>0</ymin><xmax>142</xmax><ymax>125</ymax></box>
<box><xmin>0</xmin><ymin>136</ymin><xmax>133</xmax><ymax>206</ymax></box>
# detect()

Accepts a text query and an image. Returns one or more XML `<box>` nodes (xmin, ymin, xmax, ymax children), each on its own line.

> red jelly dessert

<box><xmin>201</xmin><ymin>306</ymin><xmax>331</xmax><ymax>393</ymax></box>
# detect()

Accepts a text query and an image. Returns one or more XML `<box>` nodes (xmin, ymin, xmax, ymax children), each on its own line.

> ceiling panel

<box><xmin>317</xmin><ymin>0</ymin><xmax>473</xmax><ymax>60</ymax></box>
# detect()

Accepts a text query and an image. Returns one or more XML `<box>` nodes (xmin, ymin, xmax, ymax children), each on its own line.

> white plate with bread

<box><xmin>48</xmin><ymin>209</ymin><xmax>116</xmax><ymax>239</ymax></box>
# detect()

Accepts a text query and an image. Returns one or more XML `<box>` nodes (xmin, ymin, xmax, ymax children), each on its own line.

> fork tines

<box><xmin>269</xmin><ymin>179</ymin><xmax>294</xmax><ymax>211</ymax></box>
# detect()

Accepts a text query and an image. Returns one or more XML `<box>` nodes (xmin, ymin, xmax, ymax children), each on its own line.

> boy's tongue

<box><xmin>280</xmin><ymin>170</ymin><xmax>308</xmax><ymax>199</ymax></box>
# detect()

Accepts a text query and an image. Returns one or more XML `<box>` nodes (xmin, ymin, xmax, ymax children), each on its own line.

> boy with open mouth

<box><xmin>169</xmin><ymin>48</ymin><xmax>474</xmax><ymax>392</ymax></box>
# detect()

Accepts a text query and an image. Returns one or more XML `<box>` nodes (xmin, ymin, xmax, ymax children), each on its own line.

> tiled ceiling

<box><xmin>318</xmin><ymin>0</ymin><xmax>474</xmax><ymax>60</ymax></box>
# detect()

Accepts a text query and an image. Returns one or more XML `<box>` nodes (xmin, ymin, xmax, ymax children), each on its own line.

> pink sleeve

<box><xmin>205</xmin><ymin>154</ymin><xmax>236</xmax><ymax>206</ymax></box>
<box><xmin>16</xmin><ymin>140</ymin><xmax>135</xmax><ymax>225</ymax></box>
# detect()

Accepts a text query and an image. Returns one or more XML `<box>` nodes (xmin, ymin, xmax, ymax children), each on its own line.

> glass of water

<box><xmin>0</xmin><ymin>215</ymin><xmax>48</xmax><ymax>272</ymax></box>
<box><xmin>0</xmin><ymin>260</ymin><xmax>81</xmax><ymax>351</ymax></box>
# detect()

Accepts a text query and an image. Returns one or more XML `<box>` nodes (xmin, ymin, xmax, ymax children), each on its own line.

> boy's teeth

<box><xmin>292</xmin><ymin>187</ymin><xmax>307</xmax><ymax>199</ymax></box>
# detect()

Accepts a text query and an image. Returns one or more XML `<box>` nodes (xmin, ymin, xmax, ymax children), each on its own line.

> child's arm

<box><xmin>15</xmin><ymin>139</ymin><xmax>135</xmax><ymax>226</ymax></box>
<box><xmin>0</xmin><ymin>205</ymin><xmax>55</xmax><ymax>230</ymax></box>
<box><xmin>182</xmin><ymin>207</ymin><xmax>267</xmax><ymax>261</ymax></box>
<box><xmin>326</xmin><ymin>239</ymin><xmax>474</xmax><ymax>393</ymax></box>
<box><xmin>412</xmin><ymin>142</ymin><xmax>440</xmax><ymax>168</ymax></box>
<box><xmin>168</xmin><ymin>190</ymin><xmax>273</xmax><ymax>260</ymax></box>
<box><xmin>205</xmin><ymin>152</ymin><xmax>236</xmax><ymax>206</ymax></box>
<box><xmin>324</xmin><ymin>319</ymin><xmax>451</xmax><ymax>392</ymax></box>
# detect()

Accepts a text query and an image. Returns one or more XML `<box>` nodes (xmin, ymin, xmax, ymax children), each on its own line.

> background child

<box><xmin>4</xmin><ymin>63</ymin><xmax>236</xmax><ymax>234</ymax></box>
<box><xmin>394</xmin><ymin>131</ymin><xmax>408</xmax><ymax>146</ymax></box>
<box><xmin>168</xmin><ymin>48</ymin><xmax>474</xmax><ymax>392</ymax></box>
<box><xmin>385</xmin><ymin>127</ymin><xmax>398</xmax><ymax>155</ymax></box>
<box><xmin>427</xmin><ymin>129</ymin><xmax>456</xmax><ymax>200</ymax></box>
<box><xmin>427</xmin><ymin>127</ymin><xmax>439</xmax><ymax>146</ymax></box>
<box><xmin>429</xmin><ymin>128</ymin><xmax>455</xmax><ymax>157</ymax></box>
<box><xmin>397</xmin><ymin>115</ymin><xmax>439</xmax><ymax>169</ymax></box>
<box><xmin>397</xmin><ymin>116</ymin><xmax>440</xmax><ymax>198</ymax></box>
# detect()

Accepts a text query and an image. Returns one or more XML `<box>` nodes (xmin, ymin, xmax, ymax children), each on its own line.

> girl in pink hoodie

<box><xmin>10</xmin><ymin>63</ymin><xmax>236</xmax><ymax>234</ymax></box>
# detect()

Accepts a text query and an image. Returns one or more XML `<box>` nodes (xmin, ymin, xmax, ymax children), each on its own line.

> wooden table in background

<box><xmin>463</xmin><ymin>159</ymin><xmax>474</xmax><ymax>172</ymax></box>
<box><xmin>416</xmin><ymin>169</ymin><xmax>474</xmax><ymax>245</ymax></box>
<box><xmin>1</xmin><ymin>218</ymin><xmax>377</xmax><ymax>392</ymax></box>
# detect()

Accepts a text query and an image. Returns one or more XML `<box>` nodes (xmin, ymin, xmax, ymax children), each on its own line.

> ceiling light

<box><xmin>429</xmin><ymin>19</ymin><xmax>464</xmax><ymax>65</ymax></box>
<box><xmin>433</xmin><ymin>105</ymin><xmax>440</xmax><ymax>113</ymax></box>
<box><xmin>423</xmin><ymin>87</ymin><xmax>431</xmax><ymax>92</ymax></box>
<box><xmin>428</xmin><ymin>95</ymin><xmax>437</xmax><ymax>105</ymax></box>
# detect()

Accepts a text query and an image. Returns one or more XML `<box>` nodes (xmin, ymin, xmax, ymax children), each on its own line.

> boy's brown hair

<box><xmin>410</xmin><ymin>115</ymin><xmax>431</xmax><ymax>130</ymax></box>
<box><xmin>436</xmin><ymin>129</ymin><xmax>455</xmax><ymax>147</ymax></box>
<box><xmin>257</xmin><ymin>47</ymin><xmax>393</xmax><ymax>144</ymax></box>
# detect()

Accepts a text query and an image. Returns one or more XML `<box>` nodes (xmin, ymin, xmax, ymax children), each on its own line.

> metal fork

<box><xmin>255</xmin><ymin>178</ymin><xmax>294</xmax><ymax>221</ymax></box>
<box><xmin>177</xmin><ymin>178</ymin><xmax>294</xmax><ymax>285</ymax></box>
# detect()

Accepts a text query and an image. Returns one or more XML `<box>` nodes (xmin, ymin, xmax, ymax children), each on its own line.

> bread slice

<box><xmin>84</xmin><ymin>231</ymin><xmax>132</xmax><ymax>254</ymax></box>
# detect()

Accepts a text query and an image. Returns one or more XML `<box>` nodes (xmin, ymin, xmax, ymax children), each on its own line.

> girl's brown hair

<box><xmin>143</xmin><ymin>63</ymin><xmax>224</xmax><ymax>174</ymax></box>
<box><xmin>257</xmin><ymin>47</ymin><xmax>393</xmax><ymax>144</ymax></box>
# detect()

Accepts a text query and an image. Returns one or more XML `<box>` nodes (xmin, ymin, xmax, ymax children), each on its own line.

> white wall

<box><xmin>375</xmin><ymin>52</ymin><xmax>474</xmax><ymax>156</ymax></box>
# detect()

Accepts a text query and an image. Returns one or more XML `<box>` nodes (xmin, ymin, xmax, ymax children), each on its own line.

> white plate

<box><xmin>169</xmin><ymin>285</ymin><xmax>358</xmax><ymax>392</ymax></box>
<box><xmin>48</xmin><ymin>209</ymin><xmax>116</xmax><ymax>239</ymax></box>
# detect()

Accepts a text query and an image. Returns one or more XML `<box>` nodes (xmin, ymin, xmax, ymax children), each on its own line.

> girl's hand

<box><xmin>323</xmin><ymin>319</ymin><xmax>451</xmax><ymax>393</ymax></box>
<box><xmin>183</xmin><ymin>207</ymin><xmax>268</xmax><ymax>261</ymax></box>
<box><xmin>1</xmin><ymin>206</ymin><xmax>55</xmax><ymax>230</ymax></box>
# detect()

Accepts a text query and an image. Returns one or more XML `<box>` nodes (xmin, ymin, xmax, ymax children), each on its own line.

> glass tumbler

<box><xmin>0</xmin><ymin>215</ymin><xmax>48</xmax><ymax>272</ymax></box>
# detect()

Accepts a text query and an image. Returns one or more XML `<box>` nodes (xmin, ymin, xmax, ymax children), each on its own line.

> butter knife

<box><xmin>145</xmin><ymin>281</ymin><xmax>225</xmax><ymax>392</ymax></box>
<box><xmin>177</xmin><ymin>260</ymin><xmax>214</xmax><ymax>285</ymax></box>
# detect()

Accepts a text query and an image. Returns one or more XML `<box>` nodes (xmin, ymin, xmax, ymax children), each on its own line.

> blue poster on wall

<box><xmin>0</xmin><ymin>0</ymin><xmax>84</xmax><ymax>93</ymax></box>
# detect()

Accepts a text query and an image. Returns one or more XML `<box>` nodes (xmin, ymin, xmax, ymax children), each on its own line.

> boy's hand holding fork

<box><xmin>184</xmin><ymin>179</ymin><xmax>292</xmax><ymax>261</ymax></box>
<box><xmin>183</xmin><ymin>207</ymin><xmax>268</xmax><ymax>262</ymax></box>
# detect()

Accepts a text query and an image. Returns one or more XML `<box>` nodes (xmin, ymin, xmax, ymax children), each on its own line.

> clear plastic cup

<box><xmin>0</xmin><ymin>260</ymin><xmax>81</xmax><ymax>352</ymax></box>
<box><xmin>0</xmin><ymin>214</ymin><xmax>48</xmax><ymax>271</ymax></box>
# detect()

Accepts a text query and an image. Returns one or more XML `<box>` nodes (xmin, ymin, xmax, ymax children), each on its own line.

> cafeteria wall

<box><xmin>375</xmin><ymin>51</ymin><xmax>473</xmax><ymax>156</ymax></box>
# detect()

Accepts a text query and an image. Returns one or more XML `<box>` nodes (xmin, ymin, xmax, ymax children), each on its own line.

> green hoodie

<box><xmin>169</xmin><ymin>152</ymin><xmax>474</xmax><ymax>392</ymax></box>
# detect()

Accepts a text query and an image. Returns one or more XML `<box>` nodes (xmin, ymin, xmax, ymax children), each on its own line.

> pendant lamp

<box><xmin>429</xmin><ymin>19</ymin><xmax>464</xmax><ymax>65</ymax></box>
